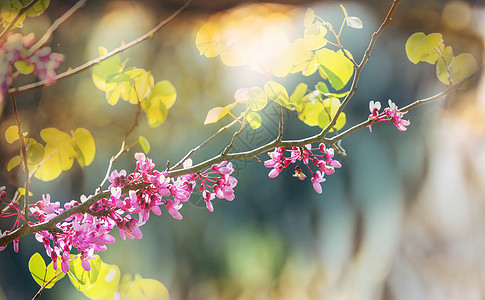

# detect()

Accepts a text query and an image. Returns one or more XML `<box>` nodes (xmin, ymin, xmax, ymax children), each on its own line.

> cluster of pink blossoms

<box><xmin>0</xmin><ymin>153</ymin><xmax>237</xmax><ymax>273</ymax></box>
<box><xmin>0</xmin><ymin>33</ymin><xmax>64</xmax><ymax>103</ymax></box>
<box><xmin>264</xmin><ymin>143</ymin><xmax>342</xmax><ymax>194</ymax></box>
<box><xmin>367</xmin><ymin>100</ymin><xmax>410</xmax><ymax>132</ymax></box>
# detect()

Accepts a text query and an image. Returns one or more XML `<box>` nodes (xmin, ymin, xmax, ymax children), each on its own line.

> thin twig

<box><xmin>7</xmin><ymin>0</ymin><xmax>192</xmax><ymax>96</ymax></box>
<box><xmin>277</xmin><ymin>105</ymin><xmax>283</xmax><ymax>141</ymax></box>
<box><xmin>30</xmin><ymin>0</ymin><xmax>87</xmax><ymax>53</ymax></box>
<box><xmin>320</xmin><ymin>0</ymin><xmax>401</xmax><ymax>138</ymax></box>
<box><xmin>0</xmin><ymin>0</ymin><xmax>40</xmax><ymax>40</ymax></box>
<box><xmin>171</xmin><ymin>116</ymin><xmax>243</xmax><ymax>170</ymax></box>
<box><xmin>221</xmin><ymin>120</ymin><xmax>246</xmax><ymax>156</ymax></box>
<box><xmin>11</xmin><ymin>95</ymin><xmax>30</xmax><ymax>227</ymax></box>
<box><xmin>98</xmin><ymin>86</ymin><xmax>143</xmax><ymax>191</ymax></box>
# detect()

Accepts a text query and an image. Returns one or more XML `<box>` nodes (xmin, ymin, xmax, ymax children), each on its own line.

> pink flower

<box><xmin>311</xmin><ymin>171</ymin><xmax>326</xmax><ymax>194</ymax></box>
<box><xmin>384</xmin><ymin>100</ymin><xmax>410</xmax><ymax>131</ymax></box>
<box><xmin>367</xmin><ymin>100</ymin><xmax>410</xmax><ymax>132</ymax></box>
<box><xmin>108</xmin><ymin>170</ymin><xmax>127</xmax><ymax>188</ymax></box>
<box><xmin>165</xmin><ymin>200</ymin><xmax>183</xmax><ymax>220</ymax></box>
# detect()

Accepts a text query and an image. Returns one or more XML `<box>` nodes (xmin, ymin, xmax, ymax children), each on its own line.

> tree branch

<box><xmin>29</xmin><ymin>0</ymin><xmax>87</xmax><ymax>53</ymax></box>
<box><xmin>7</xmin><ymin>0</ymin><xmax>192</xmax><ymax>96</ymax></box>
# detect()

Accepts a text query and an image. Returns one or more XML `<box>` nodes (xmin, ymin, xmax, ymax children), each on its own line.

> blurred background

<box><xmin>0</xmin><ymin>0</ymin><xmax>484</xmax><ymax>299</ymax></box>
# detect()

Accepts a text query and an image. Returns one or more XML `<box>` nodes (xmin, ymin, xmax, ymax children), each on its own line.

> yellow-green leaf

<box><xmin>27</xmin><ymin>142</ymin><xmax>45</xmax><ymax>165</ymax></box>
<box><xmin>139</xmin><ymin>136</ymin><xmax>150</xmax><ymax>154</ymax></box>
<box><xmin>119</xmin><ymin>274</ymin><xmax>169</xmax><ymax>300</ymax></box>
<box><xmin>204</xmin><ymin>102</ymin><xmax>237</xmax><ymax>125</ymax></box>
<box><xmin>318</xmin><ymin>97</ymin><xmax>346</xmax><ymax>132</ymax></box>
<box><xmin>405</xmin><ymin>32</ymin><xmax>443</xmax><ymax>64</ymax></box>
<box><xmin>73</xmin><ymin>128</ymin><xmax>96</xmax><ymax>166</ymax></box>
<box><xmin>141</xmin><ymin>95</ymin><xmax>168</xmax><ymax>127</ymax></box>
<box><xmin>68</xmin><ymin>255</ymin><xmax>102</xmax><ymax>289</ymax></box>
<box><xmin>435</xmin><ymin>45</ymin><xmax>454</xmax><ymax>85</ymax></box>
<box><xmin>290</xmin><ymin>83</ymin><xmax>308</xmax><ymax>112</ymax></box>
<box><xmin>92</xmin><ymin>48</ymin><xmax>124</xmax><ymax>92</ymax></box>
<box><xmin>303</xmin><ymin>23</ymin><xmax>327</xmax><ymax>50</ymax></box>
<box><xmin>34</xmin><ymin>146</ymin><xmax>62</xmax><ymax>181</ymax></box>
<box><xmin>297</xmin><ymin>93</ymin><xmax>324</xmax><ymax>126</ymax></box>
<box><xmin>264</xmin><ymin>81</ymin><xmax>292</xmax><ymax>110</ymax></box>
<box><xmin>29</xmin><ymin>253</ymin><xmax>65</xmax><ymax>289</ymax></box>
<box><xmin>7</xmin><ymin>155</ymin><xmax>22</xmax><ymax>171</ymax></box>
<box><xmin>196</xmin><ymin>22</ymin><xmax>221</xmax><ymax>58</ymax></box>
<box><xmin>149</xmin><ymin>80</ymin><xmax>177</xmax><ymax>109</ymax></box>
<box><xmin>316</xmin><ymin>48</ymin><xmax>354</xmax><ymax>90</ymax></box>
<box><xmin>245</xmin><ymin>112</ymin><xmax>262</xmax><ymax>129</ymax></box>
<box><xmin>69</xmin><ymin>259</ymin><xmax>120</xmax><ymax>300</ymax></box>
<box><xmin>304</xmin><ymin>8</ymin><xmax>315</xmax><ymax>29</ymax></box>
<box><xmin>14</xmin><ymin>60</ymin><xmax>35</xmax><ymax>74</ymax></box>
<box><xmin>5</xmin><ymin>125</ymin><xmax>27</xmax><ymax>144</ymax></box>
<box><xmin>26</xmin><ymin>0</ymin><xmax>50</xmax><ymax>17</ymax></box>
<box><xmin>40</xmin><ymin>128</ymin><xmax>76</xmax><ymax>170</ymax></box>
<box><xmin>18</xmin><ymin>187</ymin><xmax>33</xmax><ymax>196</ymax></box>
<box><xmin>437</xmin><ymin>51</ymin><xmax>477</xmax><ymax>88</ymax></box>
<box><xmin>289</xmin><ymin>38</ymin><xmax>313</xmax><ymax>73</ymax></box>
<box><xmin>235</xmin><ymin>87</ymin><xmax>267</xmax><ymax>111</ymax></box>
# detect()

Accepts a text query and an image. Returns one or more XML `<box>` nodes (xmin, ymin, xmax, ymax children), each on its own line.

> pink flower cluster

<box><xmin>0</xmin><ymin>33</ymin><xmax>64</xmax><ymax>103</ymax></box>
<box><xmin>264</xmin><ymin>143</ymin><xmax>342</xmax><ymax>194</ymax></box>
<box><xmin>367</xmin><ymin>100</ymin><xmax>410</xmax><ymax>132</ymax></box>
<box><xmin>0</xmin><ymin>153</ymin><xmax>238</xmax><ymax>273</ymax></box>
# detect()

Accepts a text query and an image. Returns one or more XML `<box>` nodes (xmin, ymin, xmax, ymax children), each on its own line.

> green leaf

<box><xmin>34</xmin><ymin>145</ymin><xmax>63</xmax><ymax>181</ymax></box>
<box><xmin>346</xmin><ymin>17</ymin><xmax>363</xmax><ymax>29</ymax></box>
<box><xmin>264</xmin><ymin>81</ymin><xmax>292</xmax><ymax>110</ymax></box>
<box><xmin>245</xmin><ymin>112</ymin><xmax>262</xmax><ymax>129</ymax></box>
<box><xmin>315</xmin><ymin>82</ymin><xmax>329</xmax><ymax>94</ymax></box>
<box><xmin>119</xmin><ymin>274</ymin><xmax>169</xmax><ymax>300</ymax></box>
<box><xmin>25</xmin><ymin>0</ymin><xmax>50</xmax><ymax>17</ymax></box>
<box><xmin>289</xmin><ymin>38</ymin><xmax>314</xmax><ymax>74</ymax></box>
<box><xmin>149</xmin><ymin>80</ymin><xmax>177</xmax><ymax>109</ymax></box>
<box><xmin>303</xmin><ymin>23</ymin><xmax>327</xmax><ymax>50</ymax></box>
<box><xmin>18</xmin><ymin>187</ymin><xmax>33</xmax><ymax>196</ymax></box>
<box><xmin>316</xmin><ymin>48</ymin><xmax>354</xmax><ymax>90</ymax></box>
<box><xmin>69</xmin><ymin>257</ymin><xmax>119</xmax><ymax>300</ymax></box>
<box><xmin>27</xmin><ymin>141</ymin><xmax>45</xmax><ymax>165</ymax></box>
<box><xmin>139</xmin><ymin>136</ymin><xmax>150</xmax><ymax>154</ymax></box>
<box><xmin>235</xmin><ymin>87</ymin><xmax>267</xmax><ymax>111</ymax></box>
<box><xmin>438</xmin><ymin>52</ymin><xmax>478</xmax><ymax>88</ymax></box>
<box><xmin>204</xmin><ymin>102</ymin><xmax>237</xmax><ymax>124</ymax></box>
<box><xmin>304</xmin><ymin>8</ymin><xmax>315</xmax><ymax>29</ymax></box>
<box><xmin>5</xmin><ymin>125</ymin><xmax>27</xmax><ymax>144</ymax></box>
<box><xmin>297</xmin><ymin>92</ymin><xmax>324</xmax><ymax>126</ymax></box>
<box><xmin>40</xmin><ymin>128</ymin><xmax>76</xmax><ymax>170</ymax></box>
<box><xmin>68</xmin><ymin>255</ymin><xmax>102</xmax><ymax>289</ymax></box>
<box><xmin>29</xmin><ymin>253</ymin><xmax>65</xmax><ymax>289</ymax></box>
<box><xmin>7</xmin><ymin>155</ymin><xmax>22</xmax><ymax>171</ymax></box>
<box><xmin>405</xmin><ymin>32</ymin><xmax>443</xmax><ymax>64</ymax></box>
<box><xmin>106</xmin><ymin>68</ymin><xmax>145</xmax><ymax>83</ymax></box>
<box><xmin>290</xmin><ymin>83</ymin><xmax>308</xmax><ymax>112</ymax></box>
<box><xmin>14</xmin><ymin>60</ymin><xmax>35</xmax><ymax>74</ymax></box>
<box><xmin>318</xmin><ymin>97</ymin><xmax>346</xmax><ymax>132</ymax></box>
<box><xmin>72</xmin><ymin>128</ymin><xmax>96</xmax><ymax>166</ymax></box>
<box><xmin>142</xmin><ymin>95</ymin><xmax>168</xmax><ymax>127</ymax></box>
<box><xmin>92</xmin><ymin>48</ymin><xmax>124</xmax><ymax>92</ymax></box>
